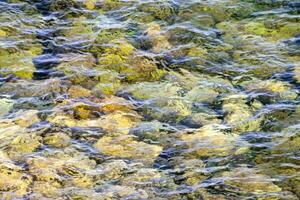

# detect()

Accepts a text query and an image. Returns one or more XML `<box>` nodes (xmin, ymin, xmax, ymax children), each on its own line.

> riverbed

<box><xmin>0</xmin><ymin>0</ymin><xmax>299</xmax><ymax>199</ymax></box>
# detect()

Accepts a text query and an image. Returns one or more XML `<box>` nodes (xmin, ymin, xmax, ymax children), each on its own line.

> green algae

<box><xmin>0</xmin><ymin>46</ymin><xmax>42</xmax><ymax>79</ymax></box>
<box><xmin>0</xmin><ymin>99</ymin><xmax>14</xmax><ymax>118</ymax></box>
<box><xmin>137</xmin><ymin>1</ymin><xmax>176</xmax><ymax>21</ymax></box>
<box><xmin>0</xmin><ymin>0</ymin><xmax>299</xmax><ymax>199</ymax></box>
<box><xmin>94</xmin><ymin>134</ymin><xmax>163</xmax><ymax>161</ymax></box>
<box><xmin>96</xmin><ymin>40</ymin><xmax>165</xmax><ymax>83</ymax></box>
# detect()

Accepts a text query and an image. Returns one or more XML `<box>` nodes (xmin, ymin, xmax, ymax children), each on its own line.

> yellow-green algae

<box><xmin>0</xmin><ymin>0</ymin><xmax>299</xmax><ymax>199</ymax></box>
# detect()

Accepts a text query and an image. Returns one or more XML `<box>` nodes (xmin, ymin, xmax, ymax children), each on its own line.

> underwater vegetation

<box><xmin>0</xmin><ymin>0</ymin><xmax>299</xmax><ymax>199</ymax></box>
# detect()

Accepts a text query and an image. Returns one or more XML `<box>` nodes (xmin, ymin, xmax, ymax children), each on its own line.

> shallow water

<box><xmin>0</xmin><ymin>0</ymin><xmax>299</xmax><ymax>199</ymax></box>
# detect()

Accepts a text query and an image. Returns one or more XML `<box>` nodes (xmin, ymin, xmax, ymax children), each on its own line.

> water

<box><xmin>0</xmin><ymin>0</ymin><xmax>299</xmax><ymax>199</ymax></box>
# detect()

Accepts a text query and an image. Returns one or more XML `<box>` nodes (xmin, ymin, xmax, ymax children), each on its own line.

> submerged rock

<box><xmin>0</xmin><ymin>0</ymin><xmax>299</xmax><ymax>199</ymax></box>
<box><xmin>48</xmin><ymin>110</ymin><xmax>140</xmax><ymax>134</ymax></box>
<box><xmin>43</xmin><ymin>132</ymin><xmax>71</xmax><ymax>148</ymax></box>
<box><xmin>294</xmin><ymin>65</ymin><xmax>300</xmax><ymax>83</ymax></box>
<box><xmin>0</xmin><ymin>49</ymin><xmax>40</xmax><ymax>79</ymax></box>
<box><xmin>96</xmin><ymin>39</ymin><xmax>165</xmax><ymax>83</ymax></box>
<box><xmin>220</xmin><ymin>167</ymin><xmax>282</xmax><ymax>194</ymax></box>
<box><xmin>124</xmin><ymin>82</ymin><xmax>181</xmax><ymax>100</ymax></box>
<box><xmin>180</xmin><ymin>124</ymin><xmax>248</xmax><ymax>157</ymax></box>
<box><xmin>68</xmin><ymin>85</ymin><xmax>92</xmax><ymax>99</ymax></box>
<box><xmin>271</xmin><ymin>124</ymin><xmax>300</xmax><ymax>155</ymax></box>
<box><xmin>222</xmin><ymin>94</ymin><xmax>263</xmax><ymax>133</ymax></box>
<box><xmin>0</xmin><ymin>162</ymin><xmax>32</xmax><ymax>199</ymax></box>
<box><xmin>94</xmin><ymin>135</ymin><xmax>163</xmax><ymax>161</ymax></box>
<box><xmin>144</xmin><ymin>22</ymin><xmax>172</xmax><ymax>53</ymax></box>
<box><xmin>242</xmin><ymin>79</ymin><xmax>298</xmax><ymax>101</ymax></box>
<box><xmin>9</xmin><ymin>133</ymin><xmax>41</xmax><ymax>155</ymax></box>
<box><xmin>137</xmin><ymin>0</ymin><xmax>176</xmax><ymax>21</ymax></box>
<box><xmin>0</xmin><ymin>78</ymin><xmax>64</xmax><ymax>98</ymax></box>
<box><xmin>0</xmin><ymin>98</ymin><xmax>14</xmax><ymax>118</ymax></box>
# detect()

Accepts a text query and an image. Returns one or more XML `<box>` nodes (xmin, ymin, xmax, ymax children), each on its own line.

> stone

<box><xmin>0</xmin><ymin>42</ymin><xmax>42</xmax><ymax>79</ymax></box>
<box><xmin>48</xmin><ymin>110</ymin><xmax>140</xmax><ymax>134</ymax></box>
<box><xmin>32</xmin><ymin>181</ymin><xmax>61</xmax><ymax>198</ymax></box>
<box><xmin>94</xmin><ymin>135</ymin><xmax>163</xmax><ymax>160</ymax></box>
<box><xmin>272</xmin><ymin>124</ymin><xmax>300</xmax><ymax>154</ymax></box>
<box><xmin>95</xmin><ymin>184</ymin><xmax>149</xmax><ymax>199</ymax></box>
<box><xmin>130</xmin><ymin>120</ymin><xmax>176</xmax><ymax>141</ymax></box>
<box><xmin>84</xmin><ymin>0</ymin><xmax>96</xmax><ymax>10</ymax></box>
<box><xmin>0</xmin><ymin>98</ymin><xmax>14</xmax><ymax>117</ymax></box>
<box><xmin>145</xmin><ymin>22</ymin><xmax>171</xmax><ymax>53</ymax></box>
<box><xmin>222</xmin><ymin>94</ymin><xmax>263</xmax><ymax>133</ymax></box>
<box><xmin>0</xmin><ymin>78</ymin><xmax>63</xmax><ymax>98</ymax></box>
<box><xmin>243</xmin><ymin>79</ymin><xmax>298</xmax><ymax>101</ymax></box>
<box><xmin>180</xmin><ymin>124</ymin><xmax>247</xmax><ymax>157</ymax></box>
<box><xmin>294</xmin><ymin>65</ymin><xmax>300</xmax><ymax>83</ymax></box>
<box><xmin>122</xmin><ymin>168</ymin><xmax>162</xmax><ymax>186</ymax></box>
<box><xmin>9</xmin><ymin>133</ymin><xmax>41</xmax><ymax>154</ymax></box>
<box><xmin>44</xmin><ymin>132</ymin><xmax>71</xmax><ymax>148</ymax></box>
<box><xmin>0</xmin><ymin>162</ymin><xmax>32</xmax><ymax>198</ymax></box>
<box><xmin>100</xmin><ymin>96</ymin><xmax>135</xmax><ymax>114</ymax></box>
<box><xmin>11</xmin><ymin>109</ymin><xmax>40</xmax><ymax>127</ymax></box>
<box><xmin>96</xmin><ymin>39</ymin><xmax>165</xmax><ymax>83</ymax></box>
<box><xmin>68</xmin><ymin>85</ymin><xmax>92</xmax><ymax>98</ymax></box>
<box><xmin>221</xmin><ymin>167</ymin><xmax>282</xmax><ymax>194</ymax></box>
<box><xmin>98</xmin><ymin>160</ymin><xmax>130</xmax><ymax>180</ymax></box>
<box><xmin>125</xmin><ymin>82</ymin><xmax>181</xmax><ymax>100</ymax></box>
<box><xmin>137</xmin><ymin>0</ymin><xmax>176</xmax><ymax>21</ymax></box>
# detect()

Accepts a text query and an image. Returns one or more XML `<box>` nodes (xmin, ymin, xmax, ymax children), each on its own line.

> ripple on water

<box><xmin>0</xmin><ymin>0</ymin><xmax>299</xmax><ymax>199</ymax></box>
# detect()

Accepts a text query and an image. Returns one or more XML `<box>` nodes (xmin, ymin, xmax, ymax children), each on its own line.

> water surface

<box><xmin>0</xmin><ymin>0</ymin><xmax>299</xmax><ymax>199</ymax></box>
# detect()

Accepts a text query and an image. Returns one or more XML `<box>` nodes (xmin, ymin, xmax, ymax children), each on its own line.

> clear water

<box><xmin>0</xmin><ymin>0</ymin><xmax>299</xmax><ymax>199</ymax></box>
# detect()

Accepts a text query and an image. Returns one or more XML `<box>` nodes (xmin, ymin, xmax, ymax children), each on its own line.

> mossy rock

<box><xmin>182</xmin><ymin>1</ymin><xmax>255</xmax><ymax>23</ymax></box>
<box><xmin>93</xmin><ymin>82</ymin><xmax>121</xmax><ymax>96</ymax></box>
<box><xmin>0</xmin><ymin>79</ymin><xmax>63</xmax><ymax>98</ymax></box>
<box><xmin>294</xmin><ymin>65</ymin><xmax>300</xmax><ymax>83</ymax></box>
<box><xmin>92</xmin><ymin>69</ymin><xmax>121</xmax><ymax>96</ymax></box>
<box><xmin>100</xmin><ymin>96</ymin><xmax>135</xmax><ymax>114</ymax></box>
<box><xmin>97</xmin><ymin>39</ymin><xmax>165</xmax><ymax>82</ymax></box>
<box><xmin>180</xmin><ymin>124</ymin><xmax>248</xmax><ymax>157</ymax></box>
<box><xmin>0</xmin><ymin>162</ymin><xmax>33</xmax><ymax>199</ymax></box>
<box><xmin>94</xmin><ymin>135</ymin><xmax>163</xmax><ymax>160</ymax></box>
<box><xmin>242</xmin><ymin>79</ymin><xmax>298</xmax><ymax>101</ymax></box>
<box><xmin>49</xmin><ymin>0</ymin><xmax>78</xmax><ymax>11</ymax></box>
<box><xmin>184</xmin><ymin>75</ymin><xmax>235</xmax><ymax>104</ymax></box>
<box><xmin>221</xmin><ymin>167</ymin><xmax>282</xmax><ymax>194</ymax></box>
<box><xmin>137</xmin><ymin>0</ymin><xmax>176</xmax><ymax>21</ymax></box>
<box><xmin>271</xmin><ymin>124</ymin><xmax>300</xmax><ymax>154</ymax></box>
<box><xmin>68</xmin><ymin>85</ymin><xmax>92</xmax><ymax>99</ymax></box>
<box><xmin>221</xmin><ymin>94</ymin><xmax>264</xmax><ymax>133</ymax></box>
<box><xmin>144</xmin><ymin>22</ymin><xmax>172</xmax><ymax>53</ymax></box>
<box><xmin>98</xmin><ymin>111</ymin><xmax>141</xmax><ymax>134</ymax></box>
<box><xmin>130</xmin><ymin>120</ymin><xmax>175</xmax><ymax>141</ymax></box>
<box><xmin>56</xmin><ymin>53</ymin><xmax>97</xmax><ymax>87</ymax></box>
<box><xmin>9</xmin><ymin>133</ymin><xmax>42</xmax><ymax>157</ymax></box>
<box><xmin>101</xmin><ymin>0</ymin><xmax>133</xmax><ymax>11</ymax></box>
<box><xmin>218</xmin><ymin>18</ymin><xmax>300</xmax><ymax>41</ymax></box>
<box><xmin>2</xmin><ymin>109</ymin><xmax>40</xmax><ymax>128</ymax></box>
<box><xmin>0</xmin><ymin>49</ymin><xmax>42</xmax><ymax>79</ymax></box>
<box><xmin>44</xmin><ymin>132</ymin><xmax>71</xmax><ymax>148</ymax></box>
<box><xmin>124</xmin><ymin>82</ymin><xmax>182</xmax><ymax>100</ymax></box>
<box><xmin>48</xmin><ymin>110</ymin><xmax>140</xmax><ymax>134</ymax></box>
<box><xmin>83</xmin><ymin>0</ymin><xmax>96</xmax><ymax>10</ymax></box>
<box><xmin>185</xmin><ymin>86</ymin><xmax>219</xmax><ymax>104</ymax></box>
<box><xmin>143</xmin><ymin>97</ymin><xmax>192</xmax><ymax>123</ymax></box>
<box><xmin>0</xmin><ymin>98</ymin><xmax>14</xmax><ymax>118</ymax></box>
<box><xmin>59</xmin><ymin>17</ymin><xmax>94</xmax><ymax>39</ymax></box>
<box><xmin>121</xmin><ymin>55</ymin><xmax>165</xmax><ymax>83</ymax></box>
<box><xmin>90</xmin><ymin>28</ymin><xmax>127</xmax><ymax>55</ymax></box>
<box><xmin>31</xmin><ymin>181</ymin><xmax>61</xmax><ymax>198</ymax></box>
<box><xmin>0</xmin><ymin>30</ymin><xmax>7</xmax><ymax>37</ymax></box>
